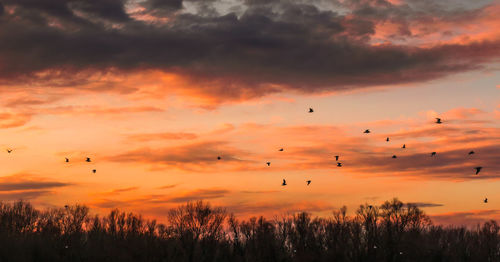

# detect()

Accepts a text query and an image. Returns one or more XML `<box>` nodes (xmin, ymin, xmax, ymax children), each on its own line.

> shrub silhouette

<box><xmin>0</xmin><ymin>199</ymin><xmax>497</xmax><ymax>261</ymax></box>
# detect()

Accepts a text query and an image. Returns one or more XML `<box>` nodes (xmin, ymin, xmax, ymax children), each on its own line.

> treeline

<box><xmin>0</xmin><ymin>199</ymin><xmax>498</xmax><ymax>262</ymax></box>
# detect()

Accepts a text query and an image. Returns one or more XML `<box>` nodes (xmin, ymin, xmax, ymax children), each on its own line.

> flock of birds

<box><xmin>5</xmin><ymin>150</ymin><xmax>97</xmax><ymax>174</ymax></box>
<box><xmin>214</xmin><ymin>111</ymin><xmax>487</xmax><ymax>203</ymax></box>
<box><xmin>4</xmin><ymin>110</ymin><xmax>488</xmax><ymax>204</ymax></box>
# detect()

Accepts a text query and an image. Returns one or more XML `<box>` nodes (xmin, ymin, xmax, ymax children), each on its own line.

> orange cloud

<box><xmin>127</xmin><ymin>132</ymin><xmax>198</xmax><ymax>142</ymax></box>
<box><xmin>106</xmin><ymin>141</ymin><xmax>255</xmax><ymax>172</ymax></box>
<box><xmin>40</xmin><ymin>105</ymin><xmax>164</xmax><ymax>116</ymax></box>
<box><xmin>0</xmin><ymin>112</ymin><xmax>31</xmax><ymax>128</ymax></box>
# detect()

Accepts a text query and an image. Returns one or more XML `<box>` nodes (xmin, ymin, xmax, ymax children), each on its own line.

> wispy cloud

<box><xmin>107</xmin><ymin>141</ymin><xmax>253</xmax><ymax>171</ymax></box>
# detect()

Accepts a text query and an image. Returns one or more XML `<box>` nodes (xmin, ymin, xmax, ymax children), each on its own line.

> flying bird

<box><xmin>335</xmin><ymin>155</ymin><xmax>339</xmax><ymax>161</ymax></box>
<box><xmin>435</xmin><ymin>118</ymin><xmax>442</xmax><ymax>124</ymax></box>
<box><xmin>86</xmin><ymin>157</ymin><xmax>91</xmax><ymax>162</ymax></box>
<box><xmin>392</xmin><ymin>155</ymin><xmax>397</xmax><ymax>159</ymax></box>
<box><xmin>65</xmin><ymin>158</ymin><xmax>69</xmax><ymax>162</ymax></box>
<box><xmin>468</xmin><ymin>151</ymin><xmax>475</xmax><ymax>155</ymax></box>
<box><xmin>279</xmin><ymin>148</ymin><xmax>284</xmax><ymax>151</ymax></box>
<box><xmin>475</xmin><ymin>167</ymin><xmax>482</xmax><ymax>175</ymax></box>
<box><xmin>217</xmin><ymin>156</ymin><xmax>221</xmax><ymax>160</ymax></box>
<box><xmin>306</xmin><ymin>180</ymin><xmax>311</xmax><ymax>185</ymax></box>
<box><xmin>92</xmin><ymin>169</ymin><xmax>96</xmax><ymax>174</ymax></box>
<box><xmin>6</xmin><ymin>149</ymin><xmax>12</xmax><ymax>153</ymax></box>
<box><xmin>484</xmin><ymin>198</ymin><xmax>488</xmax><ymax>203</ymax></box>
<box><xmin>337</xmin><ymin>162</ymin><xmax>342</xmax><ymax>167</ymax></box>
<box><xmin>364</xmin><ymin>129</ymin><xmax>371</xmax><ymax>134</ymax></box>
<box><xmin>402</xmin><ymin>144</ymin><xmax>406</xmax><ymax>149</ymax></box>
<box><xmin>282</xmin><ymin>179</ymin><xmax>287</xmax><ymax>186</ymax></box>
<box><xmin>308</xmin><ymin>108</ymin><xmax>314</xmax><ymax>113</ymax></box>
<box><xmin>431</xmin><ymin>152</ymin><xmax>436</xmax><ymax>157</ymax></box>
<box><xmin>266</xmin><ymin>162</ymin><xmax>271</xmax><ymax>166</ymax></box>
<box><xmin>386</xmin><ymin>137</ymin><xmax>390</xmax><ymax>142</ymax></box>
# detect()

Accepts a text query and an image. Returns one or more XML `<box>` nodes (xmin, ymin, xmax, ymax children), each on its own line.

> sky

<box><xmin>0</xmin><ymin>0</ymin><xmax>499</xmax><ymax>227</ymax></box>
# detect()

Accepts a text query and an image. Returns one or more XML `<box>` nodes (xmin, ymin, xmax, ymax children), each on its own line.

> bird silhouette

<box><xmin>279</xmin><ymin>148</ymin><xmax>284</xmax><ymax>151</ymax></box>
<box><xmin>435</xmin><ymin>118</ymin><xmax>442</xmax><ymax>124</ymax></box>
<box><xmin>484</xmin><ymin>198</ymin><xmax>488</xmax><ymax>203</ymax></box>
<box><xmin>282</xmin><ymin>179</ymin><xmax>287</xmax><ymax>186</ymax></box>
<box><xmin>431</xmin><ymin>152</ymin><xmax>436</xmax><ymax>157</ymax></box>
<box><xmin>86</xmin><ymin>157</ymin><xmax>91</xmax><ymax>162</ymax></box>
<box><xmin>386</xmin><ymin>137</ymin><xmax>390</xmax><ymax>142</ymax></box>
<box><xmin>306</xmin><ymin>180</ymin><xmax>311</xmax><ymax>185</ymax></box>
<box><xmin>6</xmin><ymin>149</ymin><xmax>12</xmax><ymax>153</ymax></box>
<box><xmin>468</xmin><ymin>151</ymin><xmax>475</xmax><ymax>155</ymax></box>
<box><xmin>402</xmin><ymin>144</ymin><xmax>406</xmax><ymax>149</ymax></box>
<box><xmin>475</xmin><ymin>167</ymin><xmax>482</xmax><ymax>175</ymax></box>
<box><xmin>335</xmin><ymin>155</ymin><xmax>339</xmax><ymax>161</ymax></box>
<box><xmin>364</xmin><ymin>129</ymin><xmax>370</xmax><ymax>134</ymax></box>
<box><xmin>337</xmin><ymin>162</ymin><xmax>342</xmax><ymax>167</ymax></box>
<box><xmin>65</xmin><ymin>158</ymin><xmax>69</xmax><ymax>162</ymax></box>
<box><xmin>392</xmin><ymin>155</ymin><xmax>397</xmax><ymax>159</ymax></box>
<box><xmin>217</xmin><ymin>156</ymin><xmax>221</xmax><ymax>160</ymax></box>
<box><xmin>266</xmin><ymin>162</ymin><xmax>271</xmax><ymax>166</ymax></box>
<box><xmin>308</xmin><ymin>108</ymin><xmax>314</xmax><ymax>113</ymax></box>
<box><xmin>92</xmin><ymin>169</ymin><xmax>96</xmax><ymax>174</ymax></box>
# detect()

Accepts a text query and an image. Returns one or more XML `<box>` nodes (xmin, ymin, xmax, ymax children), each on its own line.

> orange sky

<box><xmin>0</xmin><ymin>0</ymin><xmax>499</xmax><ymax>227</ymax></box>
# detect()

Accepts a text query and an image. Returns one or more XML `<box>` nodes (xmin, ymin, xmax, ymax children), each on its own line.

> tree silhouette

<box><xmin>0</xmin><ymin>199</ymin><xmax>497</xmax><ymax>261</ymax></box>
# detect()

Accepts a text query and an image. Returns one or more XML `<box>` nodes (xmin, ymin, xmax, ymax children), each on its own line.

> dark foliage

<box><xmin>0</xmin><ymin>199</ymin><xmax>498</xmax><ymax>261</ymax></box>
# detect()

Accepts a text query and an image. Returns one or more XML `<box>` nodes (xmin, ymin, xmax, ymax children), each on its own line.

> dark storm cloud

<box><xmin>141</xmin><ymin>0</ymin><xmax>184</xmax><ymax>14</ymax></box>
<box><xmin>0</xmin><ymin>0</ymin><xmax>498</xmax><ymax>100</ymax></box>
<box><xmin>1</xmin><ymin>0</ymin><xmax>129</xmax><ymax>21</ymax></box>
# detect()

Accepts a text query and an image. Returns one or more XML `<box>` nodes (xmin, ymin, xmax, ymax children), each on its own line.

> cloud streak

<box><xmin>431</xmin><ymin>209</ymin><xmax>500</xmax><ymax>227</ymax></box>
<box><xmin>0</xmin><ymin>174</ymin><xmax>72</xmax><ymax>201</ymax></box>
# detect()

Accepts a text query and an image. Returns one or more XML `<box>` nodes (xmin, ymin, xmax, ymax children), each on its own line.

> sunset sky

<box><xmin>0</xmin><ymin>0</ymin><xmax>499</xmax><ymax>226</ymax></box>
